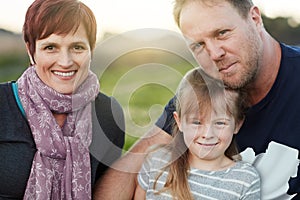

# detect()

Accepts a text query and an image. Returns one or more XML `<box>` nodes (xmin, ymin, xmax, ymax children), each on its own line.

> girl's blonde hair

<box><xmin>154</xmin><ymin>68</ymin><xmax>244</xmax><ymax>200</ymax></box>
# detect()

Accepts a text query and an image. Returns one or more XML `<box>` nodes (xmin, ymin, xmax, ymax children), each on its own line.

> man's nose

<box><xmin>206</xmin><ymin>40</ymin><xmax>225</xmax><ymax>61</ymax></box>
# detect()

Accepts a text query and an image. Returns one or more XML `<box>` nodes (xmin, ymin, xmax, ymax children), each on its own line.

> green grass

<box><xmin>97</xmin><ymin>50</ymin><xmax>195</xmax><ymax>151</ymax></box>
<box><xmin>0</xmin><ymin>54</ymin><xmax>27</xmax><ymax>82</ymax></box>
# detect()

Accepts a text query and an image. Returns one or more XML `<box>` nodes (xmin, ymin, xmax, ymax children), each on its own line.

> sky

<box><xmin>0</xmin><ymin>0</ymin><xmax>300</xmax><ymax>40</ymax></box>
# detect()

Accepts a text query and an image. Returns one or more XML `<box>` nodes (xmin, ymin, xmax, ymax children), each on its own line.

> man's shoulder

<box><xmin>281</xmin><ymin>43</ymin><xmax>300</xmax><ymax>58</ymax></box>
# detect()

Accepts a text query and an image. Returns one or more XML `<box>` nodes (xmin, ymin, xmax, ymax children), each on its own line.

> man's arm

<box><xmin>93</xmin><ymin>125</ymin><xmax>172</xmax><ymax>200</ymax></box>
<box><xmin>133</xmin><ymin>184</ymin><xmax>146</xmax><ymax>200</ymax></box>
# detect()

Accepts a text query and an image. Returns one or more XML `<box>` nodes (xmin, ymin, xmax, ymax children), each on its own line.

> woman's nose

<box><xmin>57</xmin><ymin>50</ymin><xmax>73</xmax><ymax>67</ymax></box>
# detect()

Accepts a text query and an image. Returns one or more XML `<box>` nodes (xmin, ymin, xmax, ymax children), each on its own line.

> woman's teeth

<box><xmin>53</xmin><ymin>71</ymin><xmax>75</xmax><ymax>77</ymax></box>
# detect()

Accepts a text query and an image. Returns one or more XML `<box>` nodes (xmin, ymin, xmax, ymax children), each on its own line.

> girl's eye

<box><xmin>192</xmin><ymin>121</ymin><xmax>201</xmax><ymax>125</ymax></box>
<box><xmin>215</xmin><ymin>121</ymin><xmax>226</xmax><ymax>126</ymax></box>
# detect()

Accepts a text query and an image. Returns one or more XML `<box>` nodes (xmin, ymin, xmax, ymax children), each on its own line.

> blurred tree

<box><xmin>0</xmin><ymin>14</ymin><xmax>299</xmax><ymax>83</ymax></box>
<box><xmin>263</xmin><ymin>15</ymin><xmax>300</xmax><ymax>45</ymax></box>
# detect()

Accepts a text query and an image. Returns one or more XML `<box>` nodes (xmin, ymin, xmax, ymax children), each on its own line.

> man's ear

<box><xmin>25</xmin><ymin>42</ymin><xmax>35</xmax><ymax>65</ymax></box>
<box><xmin>249</xmin><ymin>6</ymin><xmax>263</xmax><ymax>29</ymax></box>
<box><xmin>173</xmin><ymin>111</ymin><xmax>182</xmax><ymax>132</ymax></box>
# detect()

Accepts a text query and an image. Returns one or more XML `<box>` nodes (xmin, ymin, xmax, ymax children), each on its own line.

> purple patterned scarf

<box><xmin>17</xmin><ymin>66</ymin><xmax>100</xmax><ymax>200</ymax></box>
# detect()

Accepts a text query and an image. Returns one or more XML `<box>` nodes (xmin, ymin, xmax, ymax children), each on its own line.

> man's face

<box><xmin>179</xmin><ymin>1</ymin><xmax>263</xmax><ymax>89</ymax></box>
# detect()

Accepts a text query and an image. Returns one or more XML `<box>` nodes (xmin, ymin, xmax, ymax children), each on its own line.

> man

<box><xmin>94</xmin><ymin>0</ymin><xmax>300</xmax><ymax>199</ymax></box>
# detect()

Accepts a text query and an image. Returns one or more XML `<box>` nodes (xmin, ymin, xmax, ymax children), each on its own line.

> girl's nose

<box><xmin>201</xmin><ymin>124</ymin><xmax>215</xmax><ymax>139</ymax></box>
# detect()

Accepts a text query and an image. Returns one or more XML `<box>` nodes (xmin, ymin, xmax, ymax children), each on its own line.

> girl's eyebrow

<box><xmin>212</xmin><ymin>116</ymin><xmax>231</xmax><ymax>121</ymax></box>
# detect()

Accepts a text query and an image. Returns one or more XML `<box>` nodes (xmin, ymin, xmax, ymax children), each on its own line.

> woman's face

<box><xmin>32</xmin><ymin>23</ymin><xmax>91</xmax><ymax>94</ymax></box>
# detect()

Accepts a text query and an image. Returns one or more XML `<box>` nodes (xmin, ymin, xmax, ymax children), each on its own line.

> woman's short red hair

<box><xmin>23</xmin><ymin>0</ymin><xmax>97</xmax><ymax>62</ymax></box>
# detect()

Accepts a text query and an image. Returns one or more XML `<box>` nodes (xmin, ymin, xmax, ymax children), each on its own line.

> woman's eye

<box><xmin>44</xmin><ymin>46</ymin><xmax>55</xmax><ymax>51</ymax></box>
<box><xmin>74</xmin><ymin>45</ymin><xmax>84</xmax><ymax>50</ymax></box>
<box><xmin>73</xmin><ymin>44</ymin><xmax>86</xmax><ymax>52</ymax></box>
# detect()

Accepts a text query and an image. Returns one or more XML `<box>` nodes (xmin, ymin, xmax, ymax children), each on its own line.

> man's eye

<box><xmin>219</xmin><ymin>29</ymin><xmax>229</xmax><ymax>37</ymax></box>
<box><xmin>195</xmin><ymin>43</ymin><xmax>202</xmax><ymax>49</ymax></box>
<box><xmin>191</xmin><ymin>42</ymin><xmax>204</xmax><ymax>52</ymax></box>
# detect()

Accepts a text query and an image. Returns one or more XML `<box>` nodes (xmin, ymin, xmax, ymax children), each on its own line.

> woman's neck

<box><xmin>52</xmin><ymin>113</ymin><xmax>67</xmax><ymax>127</ymax></box>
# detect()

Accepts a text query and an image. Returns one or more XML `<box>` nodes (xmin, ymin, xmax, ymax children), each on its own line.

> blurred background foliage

<box><xmin>0</xmin><ymin>15</ymin><xmax>299</xmax><ymax>151</ymax></box>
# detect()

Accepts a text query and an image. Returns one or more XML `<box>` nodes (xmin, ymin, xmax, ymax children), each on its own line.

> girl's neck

<box><xmin>189</xmin><ymin>155</ymin><xmax>235</xmax><ymax>172</ymax></box>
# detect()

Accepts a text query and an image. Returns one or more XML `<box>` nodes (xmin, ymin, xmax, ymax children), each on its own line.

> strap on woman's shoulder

<box><xmin>11</xmin><ymin>82</ymin><xmax>26</xmax><ymax>117</ymax></box>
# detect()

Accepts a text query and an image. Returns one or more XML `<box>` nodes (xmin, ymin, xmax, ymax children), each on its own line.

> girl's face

<box><xmin>31</xmin><ymin>23</ymin><xmax>91</xmax><ymax>94</ymax></box>
<box><xmin>174</xmin><ymin>109</ymin><xmax>241</xmax><ymax>170</ymax></box>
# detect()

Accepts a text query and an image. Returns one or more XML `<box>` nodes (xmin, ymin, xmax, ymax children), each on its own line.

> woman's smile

<box><xmin>52</xmin><ymin>70</ymin><xmax>77</xmax><ymax>79</ymax></box>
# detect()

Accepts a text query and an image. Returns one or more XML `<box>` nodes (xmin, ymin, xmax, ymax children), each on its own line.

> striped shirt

<box><xmin>138</xmin><ymin>148</ymin><xmax>261</xmax><ymax>200</ymax></box>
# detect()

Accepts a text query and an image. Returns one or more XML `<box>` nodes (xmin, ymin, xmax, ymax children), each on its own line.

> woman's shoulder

<box><xmin>0</xmin><ymin>82</ymin><xmax>17</xmax><ymax>109</ymax></box>
<box><xmin>95</xmin><ymin>92</ymin><xmax>123</xmax><ymax>119</ymax></box>
<box><xmin>93</xmin><ymin>91</ymin><xmax>124</xmax><ymax>136</ymax></box>
<box><xmin>94</xmin><ymin>92</ymin><xmax>124</xmax><ymax>122</ymax></box>
<box><xmin>89</xmin><ymin>92</ymin><xmax>125</xmax><ymax>165</ymax></box>
<box><xmin>0</xmin><ymin>81</ymin><xmax>12</xmax><ymax>92</ymax></box>
<box><xmin>95</xmin><ymin>92</ymin><xmax>121</xmax><ymax>108</ymax></box>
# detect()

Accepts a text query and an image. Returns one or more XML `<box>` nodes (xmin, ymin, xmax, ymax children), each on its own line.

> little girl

<box><xmin>134</xmin><ymin>68</ymin><xmax>260</xmax><ymax>199</ymax></box>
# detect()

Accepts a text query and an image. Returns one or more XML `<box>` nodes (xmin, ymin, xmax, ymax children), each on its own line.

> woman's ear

<box><xmin>233</xmin><ymin>118</ymin><xmax>245</xmax><ymax>134</ymax></box>
<box><xmin>25</xmin><ymin>42</ymin><xmax>35</xmax><ymax>65</ymax></box>
<box><xmin>173</xmin><ymin>111</ymin><xmax>182</xmax><ymax>132</ymax></box>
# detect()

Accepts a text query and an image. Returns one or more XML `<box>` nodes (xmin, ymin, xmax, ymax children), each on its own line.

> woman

<box><xmin>0</xmin><ymin>0</ymin><xmax>125</xmax><ymax>199</ymax></box>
